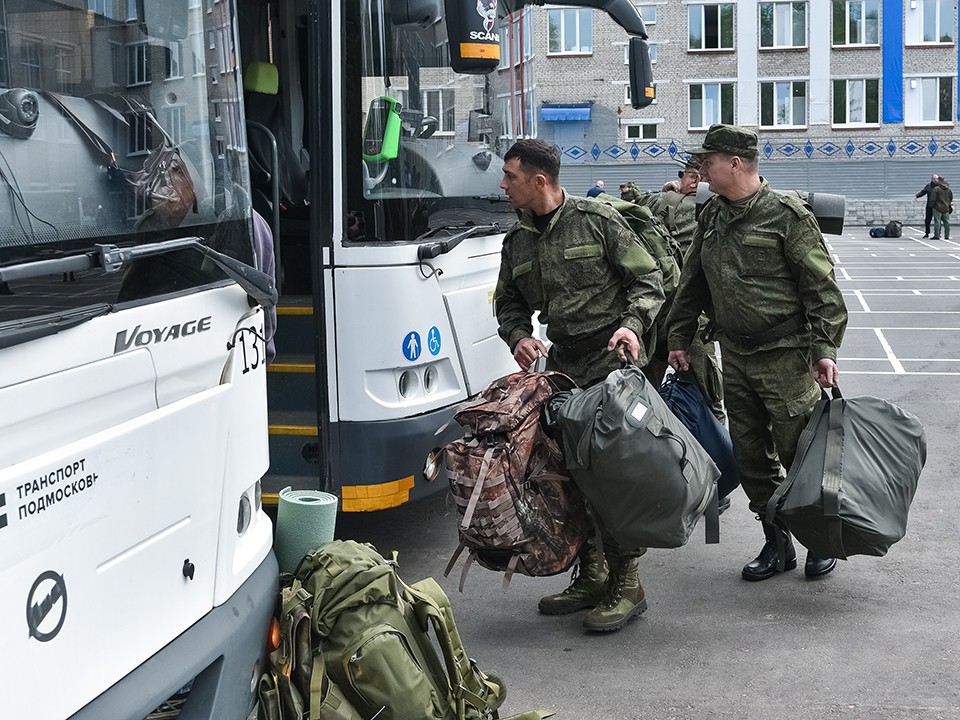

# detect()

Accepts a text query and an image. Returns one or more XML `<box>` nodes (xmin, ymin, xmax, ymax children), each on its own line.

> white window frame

<box><xmin>688</xmin><ymin>81</ymin><xmax>735</xmax><ymax>129</ymax></box>
<box><xmin>759</xmin><ymin>79</ymin><xmax>807</xmax><ymax>128</ymax></box>
<box><xmin>759</xmin><ymin>2</ymin><xmax>807</xmax><ymax>49</ymax></box>
<box><xmin>621</xmin><ymin>80</ymin><xmax>658</xmax><ymax>106</ymax></box>
<box><xmin>422</xmin><ymin>88</ymin><xmax>456</xmax><ymax>135</ymax></box>
<box><xmin>127</xmin><ymin>0</ymin><xmax>137</xmax><ymax>21</ymax></box>
<box><xmin>191</xmin><ymin>32</ymin><xmax>205</xmax><ymax>76</ymax></box>
<box><xmin>547</xmin><ymin>7</ymin><xmax>593</xmax><ymax>55</ymax></box>
<box><xmin>905</xmin><ymin>75</ymin><xmax>954</xmax><ymax>125</ymax></box>
<box><xmin>634</xmin><ymin>4</ymin><xmax>657</xmax><ymax>25</ymax></box>
<box><xmin>127</xmin><ymin>42</ymin><xmax>150</xmax><ymax>86</ymax></box>
<box><xmin>688</xmin><ymin>3</ymin><xmax>735</xmax><ymax>51</ymax></box>
<box><xmin>21</xmin><ymin>37</ymin><xmax>41</xmax><ymax>88</ymax></box>
<box><xmin>498</xmin><ymin>10</ymin><xmax>533</xmax><ymax>69</ymax></box>
<box><xmin>127</xmin><ymin>113</ymin><xmax>150</xmax><ymax>157</ymax></box>
<box><xmin>53</xmin><ymin>44</ymin><xmax>74</xmax><ymax>93</ymax></box>
<box><xmin>622</xmin><ymin>118</ymin><xmax>660</xmax><ymax>141</ymax></box>
<box><xmin>161</xmin><ymin>105</ymin><xmax>186</xmax><ymax>145</ymax></box>
<box><xmin>166</xmin><ymin>41</ymin><xmax>183</xmax><ymax>80</ymax></box>
<box><xmin>832</xmin><ymin>77</ymin><xmax>880</xmax><ymax>126</ymax></box>
<box><xmin>832</xmin><ymin>0</ymin><xmax>879</xmax><ymax>47</ymax></box>
<box><xmin>920</xmin><ymin>0</ymin><xmax>954</xmax><ymax>44</ymax></box>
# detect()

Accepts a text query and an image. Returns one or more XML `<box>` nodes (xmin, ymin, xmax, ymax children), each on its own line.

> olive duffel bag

<box><xmin>767</xmin><ymin>386</ymin><xmax>926</xmax><ymax>560</ymax></box>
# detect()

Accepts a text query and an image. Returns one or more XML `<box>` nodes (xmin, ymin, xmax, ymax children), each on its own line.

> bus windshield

<box><xmin>345</xmin><ymin>2</ymin><xmax>515</xmax><ymax>243</ymax></box>
<box><xmin>0</xmin><ymin>1</ymin><xmax>252</xmax><ymax>322</ymax></box>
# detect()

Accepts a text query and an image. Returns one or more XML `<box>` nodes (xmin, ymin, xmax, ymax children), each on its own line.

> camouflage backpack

<box><xmin>443</xmin><ymin>371</ymin><xmax>588</xmax><ymax>591</ymax></box>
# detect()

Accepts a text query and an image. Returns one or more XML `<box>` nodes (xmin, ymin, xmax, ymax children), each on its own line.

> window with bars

<box><xmin>547</xmin><ymin>8</ymin><xmax>592</xmax><ymax>54</ymax></box>
<box><xmin>760</xmin><ymin>80</ymin><xmax>806</xmax><ymax>127</ymax></box>
<box><xmin>832</xmin><ymin>78</ymin><xmax>879</xmax><ymax>125</ymax></box>
<box><xmin>759</xmin><ymin>2</ymin><xmax>807</xmax><ymax>48</ymax></box>
<box><xmin>689</xmin><ymin>82</ymin><xmax>734</xmax><ymax>128</ymax></box>
<box><xmin>832</xmin><ymin>0</ymin><xmax>879</xmax><ymax>46</ymax></box>
<box><xmin>689</xmin><ymin>4</ymin><xmax>734</xmax><ymax>50</ymax></box>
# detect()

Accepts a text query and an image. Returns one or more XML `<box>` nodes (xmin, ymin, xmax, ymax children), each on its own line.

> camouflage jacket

<box><xmin>495</xmin><ymin>191</ymin><xmax>665</xmax><ymax>386</ymax></box>
<box><xmin>634</xmin><ymin>190</ymin><xmax>698</xmax><ymax>254</ymax></box>
<box><xmin>666</xmin><ymin>180</ymin><xmax>847</xmax><ymax>361</ymax></box>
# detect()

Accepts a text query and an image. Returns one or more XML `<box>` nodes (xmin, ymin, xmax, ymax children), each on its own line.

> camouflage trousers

<box><xmin>721</xmin><ymin>345</ymin><xmax>820</xmax><ymax>516</ymax></box>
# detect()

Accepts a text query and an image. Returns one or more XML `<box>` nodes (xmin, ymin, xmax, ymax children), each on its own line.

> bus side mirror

<box><xmin>362</xmin><ymin>97</ymin><xmax>402</xmax><ymax>163</ymax></box>
<box><xmin>445</xmin><ymin>0</ymin><xmax>500</xmax><ymax>74</ymax></box>
<box><xmin>628</xmin><ymin>36</ymin><xmax>655</xmax><ymax>109</ymax></box>
<box><xmin>392</xmin><ymin>0</ymin><xmax>441</xmax><ymax>28</ymax></box>
<box><xmin>416</xmin><ymin>116</ymin><xmax>439</xmax><ymax>140</ymax></box>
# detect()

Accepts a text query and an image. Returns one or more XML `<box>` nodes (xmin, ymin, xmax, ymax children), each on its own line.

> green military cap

<box><xmin>688</xmin><ymin>124</ymin><xmax>759</xmax><ymax>159</ymax></box>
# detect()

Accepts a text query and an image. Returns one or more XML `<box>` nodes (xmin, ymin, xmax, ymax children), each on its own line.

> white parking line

<box><xmin>839</xmin><ymin>267</ymin><xmax>851</xmax><ymax>280</ymax></box>
<box><xmin>853</xmin><ymin>290</ymin><xmax>871</xmax><ymax>312</ymax></box>
<box><xmin>874</xmin><ymin>329</ymin><xmax>905</xmax><ymax>374</ymax></box>
<box><xmin>913</xmin><ymin>238</ymin><xmax>939</xmax><ymax>249</ymax></box>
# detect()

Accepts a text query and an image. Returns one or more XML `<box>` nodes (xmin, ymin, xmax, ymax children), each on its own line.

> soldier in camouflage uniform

<box><xmin>495</xmin><ymin>139</ymin><xmax>665</xmax><ymax>632</ymax></box>
<box><xmin>666</xmin><ymin>125</ymin><xmax>848</xmax><ymax>582</ymax></box>
<box><xmin>620</xmin><ymin>166</ymin><xmax>727</xmax><ymax>425</ymax></box>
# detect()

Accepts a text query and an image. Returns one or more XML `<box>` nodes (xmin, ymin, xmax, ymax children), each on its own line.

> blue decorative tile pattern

<box><xmin>552</xmin><ymin>135</ymin><xmax>960</xmax><ymax>162</ymax></box>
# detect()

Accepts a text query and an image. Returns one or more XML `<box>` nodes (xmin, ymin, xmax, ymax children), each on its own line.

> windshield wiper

<box><xmin>416</xmin><ymin>224</ymin><xmax>501</xmax><ymax>261</ymax></box>
<box><xmin>0</xmin><ymin>303</ymin><xmax>112</xmax><ymax>350</ymax></box>
<box><xmin>0</xmin><ymin>237</ymin><xmax>277</xmax><ymax>307</ymax></box>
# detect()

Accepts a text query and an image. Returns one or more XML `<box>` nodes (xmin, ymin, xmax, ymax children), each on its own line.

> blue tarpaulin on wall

<box><xmin>882</xmin><ymin>0</ymin><xmax>904</xmax><ymax>123</ymax></box>
<box><xmin>540</xmin><ymin>103</ymin><xmax>592</xmax><ymax>122</ymax></box>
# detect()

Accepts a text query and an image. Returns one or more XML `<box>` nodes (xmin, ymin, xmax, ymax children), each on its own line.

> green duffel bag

<box><xmin>557</xmin><ymin>366</ymin><xmax>720</xmax><ymax>549</ymax></box>
<box><xmin>767</xmin><ymin>387</ymin><xmax>926</xmax><ymax>559</ymax></box>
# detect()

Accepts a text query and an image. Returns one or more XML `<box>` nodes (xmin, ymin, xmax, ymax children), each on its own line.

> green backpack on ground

<box><xmin>258</xmin><ymin>539</ymin><xmax>554</xmax><ymax>720</ymax></box>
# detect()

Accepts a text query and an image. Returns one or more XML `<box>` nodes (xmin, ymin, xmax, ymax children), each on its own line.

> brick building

<box><xmin>490</xmin><ymin>1</ymin><xmax>960</xmax><ymax>216</ymax></box>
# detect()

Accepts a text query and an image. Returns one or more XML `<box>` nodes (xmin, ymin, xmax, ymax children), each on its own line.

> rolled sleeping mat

<box><xmin>274</xmin><ymin>486</ymin><xmax>339</xmax><ymax>574</ymax></box>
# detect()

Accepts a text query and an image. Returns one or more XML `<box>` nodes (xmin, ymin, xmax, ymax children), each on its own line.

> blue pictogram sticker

<box><xmin>403</xmin><ymin>331</ymin><xmax>421</xmax><ymax>362</ymax></box>
<box><xmin>428</xmin><ymin>326</ymin><xmax>441</xmax><ymax>355</ymax></box>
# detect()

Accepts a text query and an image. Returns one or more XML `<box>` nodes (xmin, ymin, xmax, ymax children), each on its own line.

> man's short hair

<box><xmin>504</xmin><ymin>139</ymin><xmax>561</xmax><ymax>182</ymax></box>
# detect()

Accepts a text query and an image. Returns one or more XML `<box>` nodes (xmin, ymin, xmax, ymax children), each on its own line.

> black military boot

<box><xmin>741</xmin><ymin>520</ymin><xmax>797</xmax><ymax>581</ymax></box>
<box><xmin>538</xmin><ymin>539</ymin><xmax>608</xmax><ymax>615</ymax></box>
<box><xmin>804</xmin><ymin>551</ymin><xmax>837</xmax><ymax>578</ymax></box>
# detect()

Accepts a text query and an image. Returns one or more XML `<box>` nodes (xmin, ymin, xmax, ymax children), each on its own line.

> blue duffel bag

<box><xmin>659</xmin><ymin>372</ymin><xmax>740</xmax><ymax>499</ymax></box>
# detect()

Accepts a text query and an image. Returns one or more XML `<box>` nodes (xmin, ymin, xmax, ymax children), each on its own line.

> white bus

<box><xmin>0</xmin><ymin>1</ymin><xmax>650</xmax><ymax>717</ymax></box>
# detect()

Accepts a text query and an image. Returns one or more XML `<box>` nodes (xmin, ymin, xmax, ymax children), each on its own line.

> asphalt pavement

<box><xmin>336</xmin><ymin>225</ymin><xmax>960</xmax><ymax>720</ymax></box>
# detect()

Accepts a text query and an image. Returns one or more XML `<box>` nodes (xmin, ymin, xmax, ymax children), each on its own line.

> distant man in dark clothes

<box><xmin>586</xmin><ymin>179</ymin><xmax>605</xmax><ymax>197</ymax></box>
<box><xmin>916</xmin><ymin>174</ymin><xmax>940</xmax><ymax>238</ymax></box>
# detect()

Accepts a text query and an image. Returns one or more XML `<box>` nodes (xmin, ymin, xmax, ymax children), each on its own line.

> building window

<box><xmin>833</xmin><ymin>0</ymin><xmax>879</xmax><ymax>46</ymax></box>
<box><xmin>423</xmin><ymin>89</ymin><xmax>456</xmax><ymax>134</ymax></box>
<box><xmin>166</xmin><ymin>41</ymin><xmax>183</xmax><ymax>79</ymax></box>
<box><xmin>0</xmin><ymin>29</ymin><xmax>8</xmax><ymax>88</ymax></box>
<box><xmin>161</xmin><ymin>106</ymin><xmax>186</xmax><ymax>144</ymax></box>
<box><xmin>499</xmin><ymin>10</ymin><xmax>533</xmax><ymax>69</ymax></box>
<box><xmin>21</xmin><ymin>39</ymin><xmax>41</xmax><ymax>88</ymax></box>
<box><xmin>689</xmin><ymin>82</ymin><xmax>734</xmax><ymax>128</ymax></box>
<box><xmin>88</xmin><ymin>0</ymin><xmax>108</xmax><ymax>16</ymax></box>
<box><xmin>127</xmin><ymin>113</ymin><xmax>150</xmax><ymax>155</ymax></box>
<box><xmin>914</xmin><ymin>76</ymin><xmax>954</xmax><ymax>123</ymax></box>
<box><xmin>54</xmin><ymin>45</ymin><xmax>74</xmax><ymax>93</ymax></box>
<box><xmin>760</xmin><ymin>80</ymin><xmax>806</xmax><ymax>127</ymax></box>
<box><xmin>547</xmin><ymin>8</ymin><xmax>592</xmax><ymax>55</ymax></box>
<box><xmin>635</xmin><ymin>4</ymin><xmax>657</xmax><ymax>25</ymax></box>
<box><xmin>921</xmin><ymin>0</ymin><xmax>954</xmax><ymax>43</ymax></box>
<box><xmin>760</xmin><ymin>2</ymin><xmax>807</xmax><ymax>48</ymax></box>
<box><xmin>191</xmin><ymin>33</ymin><xmax>205</xmax><ymax>75</ymax></box>
<box><xmin>689</xmin><ymin>4</ymin><xmax>735</xmax><ymax>50</ymax></box>
<box><xmin>833</xmin><ymin>78</ymin><xmax>879</xmax><ymax>125</ymax></box>
<box><xmin>624</xmin><ymin>121</ymin><xmax>658</xmax><ymax>140</ymax></box>
<box><xmin>127</xmin><ymin>0</ymin><xmax>137</xmax><ymax>21</ymax></box>
<box><xmin>128</xmin><ymin>42</ymin><xmax>150</xmax><ymax>85</ymax></box>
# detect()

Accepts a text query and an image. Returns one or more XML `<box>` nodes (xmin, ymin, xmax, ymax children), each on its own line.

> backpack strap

<box><xmin>461</xmin><ymin>445</ymin><xmax>496</xmax><ymax>529</ymax></box>
<box><xmin>502</xmin><ymin>553</ymin><xmax>520</xmax><ymax>593</ymax></box>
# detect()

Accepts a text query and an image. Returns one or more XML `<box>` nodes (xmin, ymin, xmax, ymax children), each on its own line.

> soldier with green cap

<box><xmin>494</xmin><ymin>138</ymin><xmax>665</xmax><ymax>632</ymax></box>
<box><xmin>666</xmin><ymin>124</ymin><xmax>848</xmax><ymax>582</ymax></box>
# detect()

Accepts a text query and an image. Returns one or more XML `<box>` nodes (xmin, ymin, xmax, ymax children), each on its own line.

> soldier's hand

<box><xmin>661</xmin><ymin>180</ymin><xmax>682</xmax><ymax>193</ymax></box>
<box><xmin>812</xmin><ymin>358</ymin><xmax>839</xmax><ymax>388</ymax></box>
<box><xmin>668</xmin><ymin>350</ymin><xmax>690</xmax><ymax>372</ymax></box>
<box><xmin>608</xmin><ymin>327</ymin><xmax>640</xmax><ymax>362</ymax></box>
<box><xmin>513</xmin><ymin>337</ymin><xmax>549</xmax><ymax>370</ymax></box>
